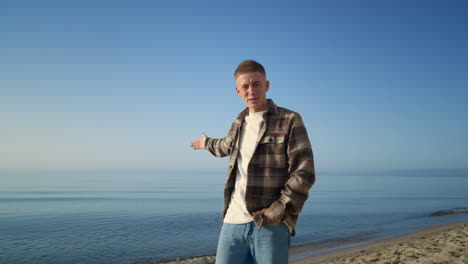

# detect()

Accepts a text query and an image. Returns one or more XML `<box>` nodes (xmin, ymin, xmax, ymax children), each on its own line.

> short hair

<box><xmin>234</xmin><ymin>60</ymin><xmax>266</xmax><ymax>79</ymax></box>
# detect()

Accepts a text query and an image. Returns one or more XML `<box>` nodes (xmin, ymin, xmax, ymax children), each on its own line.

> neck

<box><xmin>249</xmin><ymin>103</ymin><xmax>268</xmax><ymax>113</ymax></box>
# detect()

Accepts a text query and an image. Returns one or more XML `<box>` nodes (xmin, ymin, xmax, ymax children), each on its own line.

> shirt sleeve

<box><xmin>268</xmin><ymin>113</ymin><xmax>315</xmax><ymax>220</ymax></box>
<box><xmin>204</xmin><ymin>121</ymin><xmax>237</xmax><ymax>158</ymax></box>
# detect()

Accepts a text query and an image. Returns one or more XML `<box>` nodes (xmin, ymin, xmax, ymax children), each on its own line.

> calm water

<box><xmin>0</xmin><ymin>170</ymin><xmax>467</xmax><ymax>264</ymax></box>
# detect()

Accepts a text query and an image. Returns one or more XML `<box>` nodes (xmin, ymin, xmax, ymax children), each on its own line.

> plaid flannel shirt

<box><xmin>205</xmin><ymin>99</ymin><xmax>315</xmax><ymax>236</ymax></box>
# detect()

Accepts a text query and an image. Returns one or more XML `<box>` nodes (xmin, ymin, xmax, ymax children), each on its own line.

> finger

<box><xmin>191</xmin><ymin>140</ymin><xmax>200</xmax><ymax>149</ymax></box>
<box><xmin>257</xmin><ymin>208</ymin><xmax>272</xmax><ymax>216</ymax></box>
<box><xmin>252</xmin><ymin>208</ymin><xmax>268</xmax><ymax>216</ymax></box>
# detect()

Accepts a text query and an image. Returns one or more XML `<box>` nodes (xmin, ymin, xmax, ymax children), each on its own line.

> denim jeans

<box><xmin>215</xmin><ymin>222</ymin><xmax>291</xmax><ymax>264</ymax></box>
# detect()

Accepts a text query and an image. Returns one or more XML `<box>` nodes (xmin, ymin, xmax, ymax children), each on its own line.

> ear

<box><xmin>235</xmin><ymin>86</ymin><xmax>240</xmax><ymax>94</ymax></box>
<box><xmin>265</xmin><ymin>80</ymin><xmax>270</xmax><ymax>92</ymax></box>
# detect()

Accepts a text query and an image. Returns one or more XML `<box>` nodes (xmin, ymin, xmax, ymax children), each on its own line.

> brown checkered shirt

<box><xmin>205</xmin><ymin>99</ymin><xmax>315</xmax><ymax>236</ymax></box>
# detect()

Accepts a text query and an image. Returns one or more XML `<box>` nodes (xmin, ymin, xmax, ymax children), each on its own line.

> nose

<box><xmin>247</xmin><ymin>85</ymin><xmax>256</xmax><ymax>95</ymax></box>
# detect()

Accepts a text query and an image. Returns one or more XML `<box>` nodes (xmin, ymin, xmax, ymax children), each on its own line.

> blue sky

<box><xmin>1</xmin><ymin>0</ymin><xmax>467</xmax><ymax>173</ymax></box>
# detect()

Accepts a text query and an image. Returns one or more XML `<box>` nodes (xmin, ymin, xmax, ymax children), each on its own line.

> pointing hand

<box><xmin>191</xmin><ymin>132</ymin><xmax>208</xmax><ymax>150</ymax></box>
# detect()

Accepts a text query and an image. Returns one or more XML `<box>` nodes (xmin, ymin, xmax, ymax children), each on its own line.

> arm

<box><xmin>191</xmin><ymin>121</ymin><xmax>238</xmax><ymax>157</ymax></box>
<box><xmin>254</xmin><ymin>113</ymin><xmax>315</xmax><ymax>224</ymax></box>
<box><xmin>204</xmin><ymin>120</ymin><xmax>238</xmax><ymax>157</ymax></box>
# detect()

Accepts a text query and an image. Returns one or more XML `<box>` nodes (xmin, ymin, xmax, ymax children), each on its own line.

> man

<box><xmin>191</xmin><ymin>60</ymin><xmax>315</xmax><ymax>264</ymax></box>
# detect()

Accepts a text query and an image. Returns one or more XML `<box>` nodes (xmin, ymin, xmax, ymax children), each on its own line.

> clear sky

<box><xmin>1</xmin><ymin>0</ymin><xmax>467</xmax><ymax>173</ymax></box>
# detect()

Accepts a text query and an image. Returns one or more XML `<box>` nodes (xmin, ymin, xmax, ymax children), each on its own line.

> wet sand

<box><xmin>291</xmin><ymin>219</ymin><xmax>468</xmax><ymax>264</ymax></box>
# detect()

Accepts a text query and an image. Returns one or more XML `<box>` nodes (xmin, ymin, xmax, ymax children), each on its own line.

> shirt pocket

<box><xmin>257</xmin><ymin>134</ymin><xmax>288</xmax><ymax>168</ymax></box>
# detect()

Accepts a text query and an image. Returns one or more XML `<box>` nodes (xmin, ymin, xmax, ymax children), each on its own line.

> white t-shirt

<box><xmin>224</xmin><ymin>111</ymin><xmax>265</xmax><ymax>224</ymax></box>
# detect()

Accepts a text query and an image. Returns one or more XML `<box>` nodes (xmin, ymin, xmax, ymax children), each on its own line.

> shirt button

<box><xmin>269</xmin><ymin>138</ymin><xmax>273</xmax><ymax>142</ymax></box>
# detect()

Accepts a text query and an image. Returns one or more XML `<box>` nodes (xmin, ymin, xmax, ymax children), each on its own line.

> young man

<box><xmin>191</xmin><ymin>60</ymin><xmax>315</xmax><ymax>264</ymax></box>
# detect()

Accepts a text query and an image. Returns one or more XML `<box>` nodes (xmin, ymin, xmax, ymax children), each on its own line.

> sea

<box><xmin>0</xmin><ymin>169</ymin><xmax>467</xmax><ymax>264</ymax></box>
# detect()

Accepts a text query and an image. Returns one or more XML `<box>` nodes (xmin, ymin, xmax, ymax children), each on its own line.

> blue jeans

<box><xmin>215</xmin><ymin>222</ymin><xmax>291</xmax><ymax>264</ymax></box>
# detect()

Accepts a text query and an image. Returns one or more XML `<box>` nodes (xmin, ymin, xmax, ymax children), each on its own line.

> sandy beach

<box><xmin>292</xmin><ymin>219</ymin><xmax>468</xmax><ymax>264</ymax></box>
<box><xmin>157</xmin><ymin>220</ymin><xmax>468</xmax><ymax>264</ymax></box>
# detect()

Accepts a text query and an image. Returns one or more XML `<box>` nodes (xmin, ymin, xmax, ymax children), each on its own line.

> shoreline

<box><xmin>291</xmin><ymin>219</ymin><xmax>468</xmax><ymax>264</ymax></box>
<box><xmin>154</xmin><ymin>219</ymin><xmax>468</xmax><ymax>264</ymax></box>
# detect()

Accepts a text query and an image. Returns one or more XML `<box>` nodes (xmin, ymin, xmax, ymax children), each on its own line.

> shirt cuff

<box><xmin>268</xmin><ymin>200</ymin><xmax>286</xmax><ymax>221</ymax></box>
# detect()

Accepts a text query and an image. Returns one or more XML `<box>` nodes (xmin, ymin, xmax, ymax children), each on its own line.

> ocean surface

<box><xmin>1</xmin><ymin>170</ymin><xmax>467</xmax><ymax>264</ymax></box>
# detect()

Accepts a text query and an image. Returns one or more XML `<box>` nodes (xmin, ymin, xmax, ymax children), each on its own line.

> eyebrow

<box><xmin>241</xmin><ymin>80</ymin><xmax>261</xmax><ymax>84</ymax></box>
<box><xmin>239</xmin><ymin>78</ymin><xmax>262</xmax><ymax>85</ymax></box>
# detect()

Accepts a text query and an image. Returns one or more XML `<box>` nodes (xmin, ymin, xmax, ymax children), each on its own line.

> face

<box><xmin>235</xmin><ymin>72</ymin><xmax>270</xmax><ymax>112</ymax></box>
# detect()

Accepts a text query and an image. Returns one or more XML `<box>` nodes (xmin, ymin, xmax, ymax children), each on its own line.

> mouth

<box><xmin>248</xmin><ymin>98</ymin><xmax>258</xmax><ymax>103</ymax></box>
